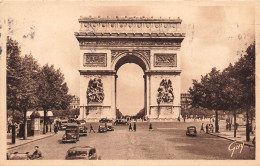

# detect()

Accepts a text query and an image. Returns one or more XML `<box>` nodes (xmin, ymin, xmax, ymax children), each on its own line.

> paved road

<box><xmin>8</xmin><ymin>122</ymin><xmax>255</xmax><ymax>160</ymax></box>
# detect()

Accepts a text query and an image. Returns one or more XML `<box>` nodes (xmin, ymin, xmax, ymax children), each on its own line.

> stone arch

<box><xmin>111</xmin><ymin>50</ymin><xmax>150</xmax><ymax>72</ymax></box>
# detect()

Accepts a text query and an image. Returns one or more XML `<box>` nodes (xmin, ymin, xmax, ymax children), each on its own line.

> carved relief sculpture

<box><xmin>87</xmin><ymin>78</ymin><xmax>104</xmax><ymax>104</ymax></box>
<box><xmin>84</xmin><ymin>53</ymin><xmax>107</xmax><ymax>67</ymax></box>
<box><xmin>157</xmin><ymin>79</ymin><xmax>174</xmax><ymax>104</ymax></box>
<box><xmin>154</xmin><ymin>54</ymin><xmax>177</xmax><ymax>67</ymax></box>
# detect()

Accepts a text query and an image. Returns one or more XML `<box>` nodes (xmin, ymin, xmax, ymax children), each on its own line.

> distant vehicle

<box><xmin>77</xmin><ymin>119</ymin><xmax>87</xmax><ymax>126</ymax></box>
<box><xmin>57</xmin><ymin>119</ymin><xmax>68</xmax><ymax>130</ymax></box>
<box><xmin>186</xmin><ymin>126</ymin><xmax>197</xmax><ymax>136</ymax></box>
<box><xmin>98</xmin><ymin>125</ymin><xmax>107</xmax><ymax>133</ymax></box>
<box><xmin>79</xmin><ymin>125</ymin><xmax>88</xmax><ymax>136</ymax></box>
<box><xmin>106</xmin><ymin>123</ymin><xmax>114</xmax><ymax>131</ymax></box>
<box><xmin>62</xmin><ymin>124</ymin><xmax>80</xmax><ymax>143</ymax></box>
<box><xmin>114</xmin><ymin>119</ymin><xmax>128</xmax><ymax>126</ymax></box>
<box><xmin>68</xmin><ymin>118</ymin><xmax>77</xmax><ymax>123</ymax></box>
<box><xmin>99</xmin><ymin>118</ymin><xmax>112</xmax><ymax>123</ymax></box>
<box><xmin>65</xmin><ymin>146</ymin><xmax>101</xmax><ymax>160</ymax></box>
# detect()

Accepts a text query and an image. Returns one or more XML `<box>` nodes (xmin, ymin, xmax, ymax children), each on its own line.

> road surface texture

<box><xmin>8</xmin><ymin>122</ymin><xmax>255</xmax><ymax>160</ymax></box>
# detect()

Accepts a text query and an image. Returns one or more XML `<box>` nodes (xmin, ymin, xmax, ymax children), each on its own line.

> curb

<box><xmin>7</xmin><ymin>133</ymin><xmax>55</xmax><ymax>150</ymax></box>
<box><xmin>207</xmin><ymin>133</ymin><xmax>255</xmax><ymax>147</ymax></box>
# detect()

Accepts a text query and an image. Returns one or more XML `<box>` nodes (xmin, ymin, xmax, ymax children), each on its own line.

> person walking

<box><xmin>206</xmin><ymin>124</ymin><xmax>208</xmax><ymax>133</ymax></box>
<box><xmin>89</xmin><ymin>124</ymin><xmax>95</xmax><ymax>133</ymax></box>
<box><xmin>200</xmin><ymin>123</ymin><xmax>205</xmax><ymax>133</ymax></box>
<box><xmin>133</xmin><ymin>122</ymin><xmax>136</xmax><ymax>132</ymax></box>
<box><xmin>129</xmin><ymin>123</ymin><xmax>132</xmax><ymax>131</ymax></box>
<box><xmin>149</xmin><ymin>123</ymin><xmax>153</xmax><ymax>131</ymax></box>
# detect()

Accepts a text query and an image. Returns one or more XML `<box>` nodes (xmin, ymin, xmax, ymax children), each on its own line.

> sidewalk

<box><xmin>207</xmin><ymin>125</ymin><xmax>255</xmax><ymax>147</ymax></box>
<box><xmin>7</xmin><ymin>132</ymin><xmax>55</xmax><ymax>150</ymax></box>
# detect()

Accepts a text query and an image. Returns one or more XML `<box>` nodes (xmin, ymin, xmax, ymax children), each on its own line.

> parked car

<box><xmin>65</xmin><ymin>146</ymin><xmax>101</xmax><ymax>160</ymax></box>
<box><xmin>98</xmin><ymin>125</ymin><xmax>107</xmax><ymax>133</ymax></box>
<box><xmin>99</xmin><ymin>118</ymin><xmax>112</xmax><ymax>123</ymax></box>
<box><xmin>62</xmin><ymin>124</ymin><xmax>80</xmax><ymax>143</ymax></box>
<box><xmin>186</xmin><ymin>126</ymin><xmax>197</xmax><ymax>136</ymax></box>
<box><xmin>114</xmin><ymin>119</ymin><xmax>128</xmax><ymax>126</ymax></box>
<box><xmin>106</xmin><ymin>123</ymin><xmax>114</xmax><ymax>131</ymax></box>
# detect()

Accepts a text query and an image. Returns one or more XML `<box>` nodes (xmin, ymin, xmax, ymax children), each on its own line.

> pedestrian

<box><xmin>200</xmin><ymin>123</ymin><xmax>205</xmax><ymax>133</ymax></box>
<box><xmin>105</xmin><ymin>122</ymin><xmax>107</xmax><ymax>129</ymax></box>
<box><xmin>46</xmin><ymin>125</ymin><xmax>48</xmax><ymax>133</ymax></box>
<box><xmin>178</xmin><ymin>117</ymin><xmax>180</xmax><ymax>122</ymax></box>
<box><xmin>30</xmin><ymin>146</ymin><xmax>42</xmax><ymax>160</ymax></box>
<box><xmin>226</xmin><ymin>122</ymin><xmax>229</xmax><ymax>130</ymax></box>
<box><xmin>129</xmin><ymin>123</ymin><xmax>132</xmax><ymax>131</ymax></box>
<box><xmin>54</xmin><ymin>124</ymin><xmax>57</xmax><ymax>134</ymax></box>
<box><xmin>206</xmin><ymin>124</ymin><xmax>208</xmax><ymax>133</ymax></box>
<box><xmin>184</xmin><ymin>117</ymin><xmax>186</xmax><ymax>122</ymax></box>
<box><xmin>89</xmin><ymin>124</ymin><xmax>95</xmax><ymax>133</ymax></box>
<box><xmin>133</xmin><ymin>122</ymin><xmax>136</xmax><ymax>132</ymax></box>
<box><xmin>7</xmin><ymin>123</ymin><xmax>11</xmax><ymax>133</ymax></box>
<box><xmin>149</xmin><ymin>123</ymin><xmax>153</xmax><ymax>131</ymax></box>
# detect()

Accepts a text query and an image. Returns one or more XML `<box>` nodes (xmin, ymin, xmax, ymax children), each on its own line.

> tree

<box><xmin>225</xmin><ymin>43</ymin><xmax>255</xmax><ymax>141</ymax></box>
<box><xmin>221</xmin><ymin>66</ymin><xmax>244</xmax><ymax>137</ymax></box>
<box><xmin>189</xmin><ymin>68</ymin><xmax>224</xmax><ymax>132</ymax></box>
<box><xmin>7</xmin><ymin>38</ymin><xmax>23</xmax><ymax>123</ymax></box>
<box><xmin>7</xmin><ymin>38</ymin><xmax>39</xmax><ymax>139</ymax></box>
<box><xmin>37</xmin><ymin>64</ymin><xmax>72</xmax><ymax>134</ymax></box>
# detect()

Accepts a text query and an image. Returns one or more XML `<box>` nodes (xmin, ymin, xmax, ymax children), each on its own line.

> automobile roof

<box><xmin>68</xmin><ymin>146</ymin><xmax>94</xmax><ymax>151</ymax></box>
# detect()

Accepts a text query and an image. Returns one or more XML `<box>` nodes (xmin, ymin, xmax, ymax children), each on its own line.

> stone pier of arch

<box><xmin>74</xmin><ymin>16</ymin><xmax>185</xmax><ymax>121</ymax></box>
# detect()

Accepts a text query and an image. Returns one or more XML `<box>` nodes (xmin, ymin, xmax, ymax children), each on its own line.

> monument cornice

<box><xmin>145</xmin><ymin>70</ymin><xmax>182</xmax><ymax>75</ymax></box>
<box><xmin>75</xmin><ymin>32</ymin><xmax>185</xmax><ymax>38</ymax></box>
<box><xmin>78</xmin><ymin>16</ymin><xmax>182</xmax><ymax>23</ymax></box>
<box><xmin>79</xmin><ymin>70</ymin><xmax>116</xmax><ymax>75</ymax></box>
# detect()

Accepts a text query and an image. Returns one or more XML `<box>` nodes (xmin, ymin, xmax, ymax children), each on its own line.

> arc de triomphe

<box><xmin>75</xmin><ymin>16</ymin><xmax>185</xmax><ymax>120</ymax></box>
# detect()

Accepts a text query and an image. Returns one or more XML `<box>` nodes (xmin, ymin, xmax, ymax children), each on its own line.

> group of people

<box><xmin>200</xmin><ymin>123</ymin><xmax>214</xmax><ymax>133</ymax></box>
<box><xmin>128</xmin><ymin>122</ymin><xmax>137</xmax><ymax>131</ymax></box>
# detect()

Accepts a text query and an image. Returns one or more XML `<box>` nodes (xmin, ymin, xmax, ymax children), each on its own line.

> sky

<box><xmin>0</xmin><ymin>1</ymin><xmax>255</xmax><ymax>115</ymax></box>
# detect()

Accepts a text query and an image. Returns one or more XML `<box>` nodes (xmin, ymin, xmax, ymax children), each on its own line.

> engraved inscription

<box><xmin>84</xmin><ymin>53</ymin><xmax>107</xmax><ymax>67</ymax></box>
<box><xmin>154</xmin><ymin>54</ymin><xmax>177</xmax><ymax>67</ymax></box>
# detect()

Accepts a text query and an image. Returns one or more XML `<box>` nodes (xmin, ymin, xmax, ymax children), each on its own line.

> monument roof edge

<box><xmin>78</xmin><ymin>16</ymin><xmax>182</xmax><ymax>23</ymax></box>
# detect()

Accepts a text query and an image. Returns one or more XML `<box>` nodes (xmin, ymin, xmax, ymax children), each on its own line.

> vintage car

<box><xmin>79</xmin><ymin>125</ymin><xmax>88</xmax><ymax>136</ymax></box>
<box><xmin>7</xmin><ymin>152</ymin><xmax>43</xmax><ymax>160</ymax></box>
<box><xmin>58</xmin><ymin>119</ymin><xmax>68</xmax><ymax>130</ymax></box>
<box><xmin>65</xmin><ymin>146</ymin><xmax>101</xmax><ymax>160</ymax></box>
<box><xmin>99</xmin><ymin>118</ymin><xmax>112</xmax><ymax>123</ymax></box>
<box><xmin>77</xmin><ymin>119</ymin><xmax>87</xmax><ymax>126</ymax></box>
<box><xmin>62</xmin><ymin>124</ymin><xmax>80</xmax><ymax>143</ymax></box>
<box><xmin>186</xmin><ymin>126</ymin><xmax>197</xmax><ymax>136</ymax></box>
<box><xmin>106</xmin><ymin>123</ymin><xmax>114</xmax><ymax>131</ymax></box>
<box><xmin>114</xmin><ymin>119</ymin><xmax>128</xmax><ymax>126</ymax></box>
<box><xmin>98</xmin><ymin>125</ymin><xmax>107</xmax><ymax>133</ymax></box>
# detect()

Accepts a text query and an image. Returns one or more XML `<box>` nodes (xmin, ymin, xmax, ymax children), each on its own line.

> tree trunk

<box><xmin>234</xmin><ymin>110</ymin><xmax>236</xmax><ymax>138</ymax></box>
<box><xmin>23</xmin><ymin>109</ymin><xmax>27</xmax><ymax>140</ymax></box>
<box><xmin>246</xmin><ymin>106</ymin><xmax>250</xmax><ymax>141</ymax></box>
<box><xmin>215</xmin><ymin>110</ymin><xmax>219</xmax><ymax>133</ymax></box>
<box><xmin>43</xmin><ymin>109</ymin><xmax>47</xmax><ymax>134</ymax></box>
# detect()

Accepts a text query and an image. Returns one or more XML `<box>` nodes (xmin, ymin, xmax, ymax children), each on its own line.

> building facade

<box><xmin>70</xmin><ymin>96</ymin><xmax>80</xmax><ymax>109</ymax></box>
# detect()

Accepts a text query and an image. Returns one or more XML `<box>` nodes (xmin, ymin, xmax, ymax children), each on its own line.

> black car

<box><xmin>65</xmin><ymin>146</ymin><xmax>101</xmax><ymax>160</ymax></box>
<box><xmin>99</xmin><ymin>118</ymin><xmax>112</xmax><ymax>123</ymax></box>
<box><xmin>98</xmin><ymin>126</ymin><xmax>107</xmax><ymax>133</ymax></box>
<box><xmin>186</xmin><ymin>126</ymin><xmax>197</xmax><ymax>136</ymax></box>
<box><xmin>106</xmin><ymin>123</ymin><xmax>114</xmax><ymax>131</ymax></box>
<box><xmin>114</xmin><ymin>119</ymin><xmax>128</xmax><ymax>126</ymax></box>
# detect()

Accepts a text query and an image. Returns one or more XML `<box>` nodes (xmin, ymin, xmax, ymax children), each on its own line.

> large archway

<box><xmin>75</xmin><ymin>16</ymin><xmax>185</xmax><ymax>120</ymax></box>
<box><xmin>116</xmin><ymin>63</ymin><xmax>144</xmax><ymax>117</ymax></box>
